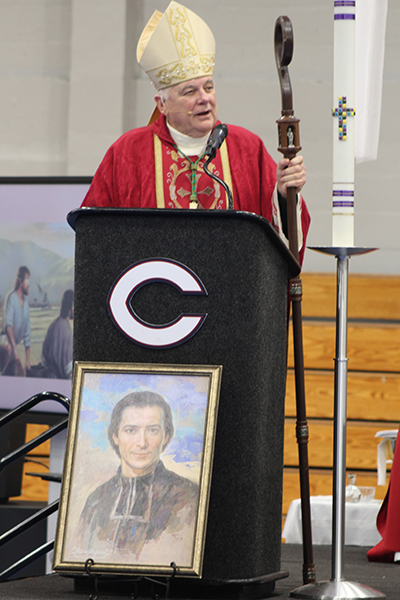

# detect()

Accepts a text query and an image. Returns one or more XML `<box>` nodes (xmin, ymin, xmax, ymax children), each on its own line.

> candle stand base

<box><xmin>290</xmin><ymin>579</ymin><xmax>386</xmax><ymax>599</ymax></box>
<box><xmin>289</xmin><ymin>246</ymin><xmax>382</xmax><ymax>600</ymax></box>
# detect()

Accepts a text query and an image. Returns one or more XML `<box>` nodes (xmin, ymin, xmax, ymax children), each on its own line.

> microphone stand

<box><xmin>203</xmin><ymin>153</ymin><xmax>233</xmax><ymax>210</ymax></box>
<box><xmin>274</xmin><ymin>15</ymin><xmax>316</xmax><ymax>585</ymax></box>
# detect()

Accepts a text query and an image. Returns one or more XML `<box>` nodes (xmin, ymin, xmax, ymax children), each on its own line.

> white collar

<box><xmin>167</xmin><ymin>122</ymin><xmax>210</xmax><ymax>157</ymax></box>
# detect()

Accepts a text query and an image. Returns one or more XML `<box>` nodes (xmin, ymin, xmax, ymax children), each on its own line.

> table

<box><xmin>283</xmin><ymin>496</ymin><xmax>382</xmax><ymax>546</ymax></box>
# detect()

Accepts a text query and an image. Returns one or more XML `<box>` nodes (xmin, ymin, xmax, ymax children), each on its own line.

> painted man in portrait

<box><xmin>78</xmin><ymin>391</ymin><xmax>199</xmax><ymax>562</ymax></box>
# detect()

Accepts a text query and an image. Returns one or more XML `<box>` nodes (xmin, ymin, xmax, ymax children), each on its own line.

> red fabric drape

<box><xmin>367</xmin><ymin>425</ymin><xmax>400</xmax><ymax>562</ymax></box>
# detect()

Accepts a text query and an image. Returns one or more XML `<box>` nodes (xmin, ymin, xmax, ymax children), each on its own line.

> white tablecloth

<box><xmin>282</xmin><ymin>496</ymin><xmax>382</xmax><ymax>546</ymax></box>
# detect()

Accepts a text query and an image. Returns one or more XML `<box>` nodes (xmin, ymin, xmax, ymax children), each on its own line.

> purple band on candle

<box><xmin>334</xmin><ymin>1</ymin><xmax>355</xmax><ymax>6</ymax></box>
<box><xmin>333</xmin><ymin>201</ymin><xmax>354</xmax><ymax>207</ymax></box>
<box><xmin>334</xmin><ymin>13</ymin><xmax>356</xmax><ymax>19</ymax></box>
<box><xmin>333</xmin><ymin>191</ymin><xmax>354</xmax><ymax>197</ymax></box>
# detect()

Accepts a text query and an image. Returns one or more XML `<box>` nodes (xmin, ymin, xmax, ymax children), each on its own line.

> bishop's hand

<box><xmin>276</xmin><ymin>155</ymin><xmax>306</xmax><ymax>198</ymax></box>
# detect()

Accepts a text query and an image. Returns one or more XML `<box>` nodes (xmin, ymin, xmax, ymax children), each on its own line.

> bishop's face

<box><xmin>156</xmin><ymin>76</ymin><xmax>218</xmax><ymax>139</ymax></box>
<box><xmin>113</xmin><ymin>405</ymin><xmax>169</xmax><ymax>477</ymax></box>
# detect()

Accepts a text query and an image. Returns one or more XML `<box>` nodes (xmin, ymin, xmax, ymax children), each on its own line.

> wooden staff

<box><xmin>274</xmin><ymin>15</ymin><xmax>316</xmax><ymax>585</ymax></box>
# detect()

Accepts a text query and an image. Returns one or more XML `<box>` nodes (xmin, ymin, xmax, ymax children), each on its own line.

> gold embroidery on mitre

<box><xmin>153</xmin><ymin>56</ymin><xmax>214</xmax><ymax>87</ymax></box>
<box><xmin>169</xmin><ymin>7</ymin><xmax>197</xmax><ymax>58</ymax></box>
<box><xmin>169</xmin><ymin>7</ymin><xmax>197</xmax><ymax>59</ymax></box>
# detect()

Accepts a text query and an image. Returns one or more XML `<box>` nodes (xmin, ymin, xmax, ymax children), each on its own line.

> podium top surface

<box><xmin>67</xmin><ymin>207</ymin><xmax>300</xmax><ymax>277</ymax></box>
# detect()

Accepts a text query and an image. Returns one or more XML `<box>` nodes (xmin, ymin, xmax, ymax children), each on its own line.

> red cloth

<box><xmin>368</xmin><ymin>425</ymin><xmax>400</xmax><ymax>562</ymax></box>
<box><xmin>82</xmin><ymin>116</ymin><xmax>310</xmax><ymax>263</ymax></box>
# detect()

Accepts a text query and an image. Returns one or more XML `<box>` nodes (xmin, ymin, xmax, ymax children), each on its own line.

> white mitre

<box><xmin>136</xmin><ymin>1</ymin><xmax>216</xmax><ymax>91</ymax></box>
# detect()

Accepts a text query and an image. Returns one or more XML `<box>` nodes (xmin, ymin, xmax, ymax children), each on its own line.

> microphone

<box><xmin>203</xmin><ymin>123</ymin><xmax>233</xmax><ymax>209</ymax></box>
<box><xmin>204</xmin><ymin>123</ymin><xmax>228</xmax><ymax>158</ymax></box>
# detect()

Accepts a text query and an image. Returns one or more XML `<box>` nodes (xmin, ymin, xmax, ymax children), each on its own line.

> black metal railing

<box><xmin>0</xmin><ymin>391</ymin><xmax>69</xmax><ymax>581</ymax></box>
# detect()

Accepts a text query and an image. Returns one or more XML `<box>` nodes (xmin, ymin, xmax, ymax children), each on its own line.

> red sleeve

<box><xmin>226</xmin><ymin>125</ymin><xmax>310</xmax><ymax>265</ymax></box>
<box><xmin>80</xmin><ymin>126</ymin><xmax>157</xmax><ymax>208</ymax></box>
<box><xmin>81</xmin><ymin>146</ymin><xmax>116</xmax><ymax>207</ymax></box>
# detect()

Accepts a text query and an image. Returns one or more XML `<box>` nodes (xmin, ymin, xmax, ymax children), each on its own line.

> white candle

<box><xmin>332</xmin><ymin>0</ymin><xmax>356</xmax><ymax>247</ymax></box>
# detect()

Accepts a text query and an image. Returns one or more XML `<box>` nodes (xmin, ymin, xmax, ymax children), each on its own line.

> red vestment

<box><xmin>368</xmin><ymin>425</ymin><xmax>400</xmax><ymax>562</ymax></box>
<box><xmin>82</xmin><ymin>116</ymin><xmax>310</xmax><ymax>263</ymax></box>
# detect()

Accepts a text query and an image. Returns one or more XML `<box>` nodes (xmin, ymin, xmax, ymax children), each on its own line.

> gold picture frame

<box><xmin>53</xmin><ymin>361</ymin><xmax>222</xmax><ymax>578</ymax></box>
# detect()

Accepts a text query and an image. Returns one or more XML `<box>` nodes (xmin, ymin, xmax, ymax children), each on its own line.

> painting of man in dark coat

<box><xmin>78</xmin><ymin>391</ymin><xmax>199</xmax><ymax>563</ymax></box>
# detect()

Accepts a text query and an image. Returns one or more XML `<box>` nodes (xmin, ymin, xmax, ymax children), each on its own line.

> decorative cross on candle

<box><xmin>332</xmin><ymin>96</ymin><xmax>356</xmax><ymax>140</ymax></box>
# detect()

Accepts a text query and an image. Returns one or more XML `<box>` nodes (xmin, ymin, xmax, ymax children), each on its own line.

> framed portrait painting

<box><xmin>53</xmin><ymin>362</ymin><xmax>222</xmax><ymax>578</ymax></box>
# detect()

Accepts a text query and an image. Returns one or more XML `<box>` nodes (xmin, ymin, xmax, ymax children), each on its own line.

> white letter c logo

<box><xmin>108</xmin><ymin>259</ymin><xmax>207</xmax><ymax>348</ymax></box>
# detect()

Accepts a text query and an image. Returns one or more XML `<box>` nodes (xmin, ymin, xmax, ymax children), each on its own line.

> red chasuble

<box><xmin>157</xmin><ymin>144</ymin><xmax>227</xmax><ymax>211</ymax></box>
<box><xmin>82</xmin><ymin>116</ymin><xmax>310</xmax><ymax>263</ymax></box>
<box><xmin>368</xmin><ymin>425</ymin><xmax>400</xmax><ymax>562</ymax></box>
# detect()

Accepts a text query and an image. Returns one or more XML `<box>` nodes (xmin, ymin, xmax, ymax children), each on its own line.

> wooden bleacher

<box><xmin>11</xmin><ymin>424</ymin><xmax>50</xmax><ymax>503</ymax></box>
<box><xmin>284</xmin><ymin>273</ymin><xmax>400</xmax><ymax>530</ymax></box>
